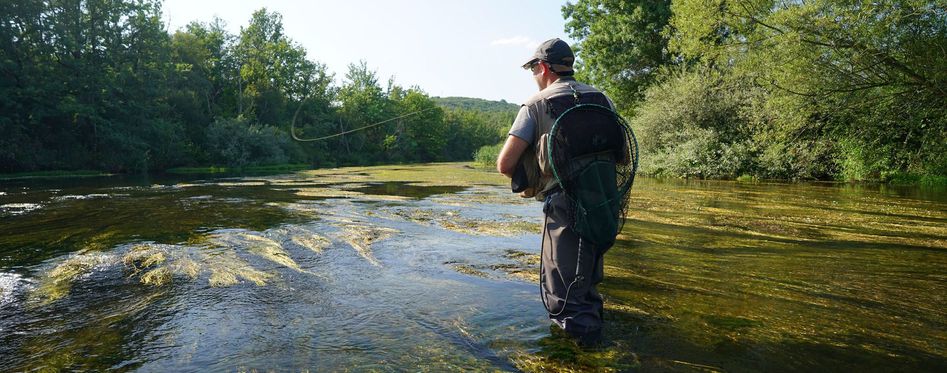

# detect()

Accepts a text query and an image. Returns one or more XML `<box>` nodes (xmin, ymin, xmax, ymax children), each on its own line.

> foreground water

<box><xmin>1</xmin><ymin>163</ymin><xmax>945</xmax><ymax>372</ymax></box>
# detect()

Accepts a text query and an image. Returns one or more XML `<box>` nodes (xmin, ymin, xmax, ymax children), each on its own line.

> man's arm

<box><xmin>496</xmin><ymin>135</ymin><xmax>529</xmax><ymax>178</ymax></box>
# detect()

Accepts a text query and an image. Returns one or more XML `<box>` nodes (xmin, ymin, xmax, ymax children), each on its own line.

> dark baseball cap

<box><xmin>521</xmin><ymin>38</ymin><xmax>575</xmax><ymax>74</ymax></box>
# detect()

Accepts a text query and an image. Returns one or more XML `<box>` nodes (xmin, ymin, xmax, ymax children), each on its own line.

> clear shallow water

<box><xmin>1</xmin><ymin>164</ymin><xmax>945</xmax><ymax>372</ymax></box>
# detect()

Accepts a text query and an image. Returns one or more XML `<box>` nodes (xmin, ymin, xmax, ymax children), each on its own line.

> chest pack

<box><xmin>545</xmin><ymin>88</ymin><xmax>638</xmax><ymax>247</ymax></box>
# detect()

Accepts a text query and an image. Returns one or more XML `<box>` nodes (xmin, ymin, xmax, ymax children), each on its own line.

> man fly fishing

<box><xmin>496</xmin><ymin>38</ymin><xmax>637</xmax><ymax>346</ymax></box>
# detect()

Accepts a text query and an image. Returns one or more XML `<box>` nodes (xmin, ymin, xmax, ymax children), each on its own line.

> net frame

<box><xmin>546</xmin><ymin>104</ymin><xmax>639</xmax><ymax>237</ymax></box>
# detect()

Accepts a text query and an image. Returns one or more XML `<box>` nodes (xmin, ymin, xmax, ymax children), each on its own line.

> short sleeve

<box><xmin>508</xmin><ymin>105</ymin><xmax>535</xmax><ymax>145</ymax></box>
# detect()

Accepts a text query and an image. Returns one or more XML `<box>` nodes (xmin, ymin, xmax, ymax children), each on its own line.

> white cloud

<box><xmin>490</xmin><ymin>36</ymin><xmax>538</xmax><ymax>49</ymax></box>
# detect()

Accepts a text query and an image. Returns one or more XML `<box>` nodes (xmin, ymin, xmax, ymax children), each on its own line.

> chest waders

<box><xmin>538</xmin><ymin>89</ymin><xmax>638</xmax><ymax>317</ymax></box>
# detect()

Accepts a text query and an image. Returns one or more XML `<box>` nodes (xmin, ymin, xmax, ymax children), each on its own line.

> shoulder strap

<box><xmin>544</xmin><ymin>84</ymin><xmax>612</xmax><ymax>119</ymax></box>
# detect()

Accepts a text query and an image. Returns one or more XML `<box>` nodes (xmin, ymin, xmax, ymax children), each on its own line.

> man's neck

<box><xmin>539</xmin><ymin>75</ymin><xmax>575</xmax><ymax>90</ymax></box>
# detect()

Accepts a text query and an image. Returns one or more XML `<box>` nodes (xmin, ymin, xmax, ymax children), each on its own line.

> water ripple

<box><xmin>52</xmin><ymin>193</ymin><xmax>112</xmax><ymax>201</ymax></box>
<box><xmin>0</xmin><ymin>272</ymin><xmax>25</xmax><ymax>306</ymax></box>
<box><xmin>1</xmin><ymin>203</ymin><xmax>43</xmax><ymax>216</ymax></box>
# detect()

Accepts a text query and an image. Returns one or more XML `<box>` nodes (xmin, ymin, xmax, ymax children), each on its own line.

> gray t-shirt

<box><xmin>508</xmin><ymin>105</ymin><xmax>535</xmax><ymax>145</ymax></box>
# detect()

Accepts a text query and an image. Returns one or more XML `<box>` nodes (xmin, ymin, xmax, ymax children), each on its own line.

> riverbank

<box><xmin>0</xmin><ymin>164</ymin><xmax>312</xmax><ymax>181</ymax></box>
<box><xmin>473</xmin><ymin>141</ymin><xmax>947</xmax><ymax>187</ymax></box>
<box><xmin>7</xmin><ymin>158</ymin><xmax>944</xmax><ymax>189</ymax></box>
<box><xmin>0</xmin><ymin>170</ymin><xmax>110</xmax><ymax>181</ymax></box>
<box><xmin>165</xmin><ymin>164</ymin><xmax>311</xmax><ymax>175</ymax></box>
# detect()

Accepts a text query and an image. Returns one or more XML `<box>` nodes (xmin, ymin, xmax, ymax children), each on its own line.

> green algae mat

<box><xmin>1</xmin><ymin>163</ymin><xmax>945</xmax><ymax>371</ymax></box>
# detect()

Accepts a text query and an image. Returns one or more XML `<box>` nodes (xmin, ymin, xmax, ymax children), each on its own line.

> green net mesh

<box><xmin>547</xmin><ymin>104</ymin><xmax>638</xmax><ymax>246</ymax></box>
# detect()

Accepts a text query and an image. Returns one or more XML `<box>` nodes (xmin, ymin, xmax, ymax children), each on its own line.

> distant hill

<box><xmin>432</xmin><ymin>97</ymin><xmax>519</xmax><ymax>113</ymax></box>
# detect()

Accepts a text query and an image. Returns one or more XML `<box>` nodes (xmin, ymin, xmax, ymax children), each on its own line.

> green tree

<box><xmin>563</xmin><ymin>0</ymin><xmax>673</xmax><ymax>109</ymax></box>
<box><xmin>169</xmin><ymin>19</ymin><xmax>238</xmax><ymax>144</ymax></box>
<box><xmin>443</xmin><ymin>109</ymin><xmax>510</xmax><ymax>161</ymax></box>
<box><xmin>393</xmin><ymin>89</ymin><xmax>446</xmax><ymax>162</ymax></box>
<box><xmin>336</xmin><ymin>61</ymin><xmax>391</xmax><ymax>162</ymax></box>
<box><xmin>0</xmin><ymin>0</ymin><xmax>55</xmax><ymax>171</ymax></box>
<box><xmin>235</xmin><ymin>8</ymin><xmax>326</xmax><ymax>126</ymax></box>
<box><xmin>0</xmin><ymin>2</ymin><xmax>535</xmax><ymax>174</ymax></box>
<box><xmin>669</xmin><ymin>0</ymin><xmax>947</xmax><ymax>179</ymax></box>
<box><xmin>0</xmin><ymin>0</ymin><xmax>184</xmax><ymax>172</ymax></box>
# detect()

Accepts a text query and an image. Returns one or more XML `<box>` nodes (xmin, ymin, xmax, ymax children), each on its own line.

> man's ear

<box><xmin>541</xmin><ymin>62</ymin><xmax>552</xmax><ymax>76</ymax></box>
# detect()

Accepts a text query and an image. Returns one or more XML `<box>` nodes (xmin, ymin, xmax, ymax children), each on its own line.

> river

<box><xmin>1</xmin><ymin>163</ymin><xmax>945</xmax><ymax>372</ymax></box>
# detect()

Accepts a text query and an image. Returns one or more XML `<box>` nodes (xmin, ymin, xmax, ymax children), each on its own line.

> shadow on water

<box><xmin>590</xmin><ymin>213</ymin><xmax>947</xmax><ymax>371</ymax></box>
<box><xmin>629</xmin><ymin>219</ymin><xmax>946</xmax><ymax>255</ymax></box>
<box><xmin>594</xmin><ymin>303</ymin><xmax>947</xmax><ymax>373</ymax></box>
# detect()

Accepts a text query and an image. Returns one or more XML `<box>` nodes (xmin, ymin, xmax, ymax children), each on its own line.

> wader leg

<box><xmin>541</xmin><ymin>191</ymin><xmax>606</xmax><ymax>342</ymax></box>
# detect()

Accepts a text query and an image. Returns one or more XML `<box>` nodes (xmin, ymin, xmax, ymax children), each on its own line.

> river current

<box><xmin>1</xmin><ymin>163</ymin><xmax>945</xmax><ymax>371</ymax></box>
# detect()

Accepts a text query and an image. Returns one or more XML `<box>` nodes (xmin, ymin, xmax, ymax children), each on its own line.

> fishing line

<box><xmin>289</xmin><ymin>96</ymin><xmax>436</xmax><ymax>142</ymax></box>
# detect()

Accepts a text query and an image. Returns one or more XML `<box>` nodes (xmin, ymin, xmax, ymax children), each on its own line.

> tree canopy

<box><xmin>564</xmin><ymin>0</ymin><xmax>946</xmax><ymax>181</ymax></box>
<box><xmin>0</xmin><ymin>2</ymin><xmax>513</xmax><ymax>173</ymax></box>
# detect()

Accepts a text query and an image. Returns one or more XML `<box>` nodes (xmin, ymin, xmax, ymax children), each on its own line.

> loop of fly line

<box><xmin>290</xmin><ymin>96</ymin><xmax>437</xmax><ymax>142</ymax></box>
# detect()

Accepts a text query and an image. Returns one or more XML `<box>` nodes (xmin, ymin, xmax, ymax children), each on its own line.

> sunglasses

<box><xmin>525</xmin><ymin>60</ymin><xmax>543</xmax><ymax>73</ymax></box>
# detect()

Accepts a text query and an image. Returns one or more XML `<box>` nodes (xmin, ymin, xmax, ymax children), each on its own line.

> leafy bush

<box><xmin>631</xmin><ymin>68</ymin><xmax>754</xmax><ymax>179</ymax></box>
<box><xmin>205</xmin><ymin>117</ymin><xmax>298</xmax><ymax>167</ymax></box>
<box><xmin>473</xmin><ymin>142</ymin><xmax>503</xmax><ymax>168</ymax></box>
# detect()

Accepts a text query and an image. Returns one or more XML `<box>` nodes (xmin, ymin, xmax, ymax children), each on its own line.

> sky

<box><xmin>161</xmin><ymin>0</ymin><xmax>576</xmax><ymax>104</ymax></box>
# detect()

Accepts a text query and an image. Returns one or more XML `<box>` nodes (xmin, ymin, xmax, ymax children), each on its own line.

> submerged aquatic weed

<box><xmin>491</xmin><ymin>264</ymin><xmax>538</xmax><ymax>283</ymax></box>
<box><xmin>81</xmin><ymin>230</ymin><xmax>120</xmax><ymax>251</ymax></box>
<box><xmin>430</xmin><ymin>187</ymin><xmax>534</xmax><ymax>207</ymax></box>
<box><xmin>140</xmin><ymin>267</ymin><xmax>172</xmax><ymax>286</ymax></box>
<box><xmin>290</xmin><ymin>233</ymin><xmax>331</xmax><ymax>254</ymax></box>
<box><xmin>294</xmin><ymin>187</ymin><xmax>364</xmax><ymax>199</ymax></box>
<box><xmin>238</xmin><ymin>233</ymin><xmax>304</xmax><ymax>272</ymax></box>
<box><xmin>209</xmin><ymin>271</ymin><xmax>239</xmax><ymax>287</ymax></box>
<box><xmin>15</xmin><ymin>291</ymin><xmax>164</xmax><ymax>372</ymax></box>
<box><xmin>386</xmin><ymin>208</ymin><xmax>538</xmax><ymax>236</ymax></box>
<box><xmin>504</xmin><ymin>249</ymin><xmax>540</xmax><ymax>266</ymax></box>
<box><xmin>447</xmin><ymin>262</ymin><xmax>490</xmax><ymax>278</ymax></box>
<box><xmin>512</xmin><ymin>349</ymin><xmax>637</xmax><ymax>373</ymax></box>
<box><xmin>209</xmin><ymin>232</ymin><xmax>306</xmax><ymax>273</ymax></box>
<box><xmin>273</xmin><ymin>225</ymin><xmax>333</xmax><ymax>254</ymax></box>
<box><xmin>445</xmin><ymin>251</ymin><xmax>540</xmax><ymax>283</ymax></box>
<box><xmin>499</xmin><ymin>249</ymin><xmax>541</xmax><ymax>282</ymax></box>
<box><xmin>338</xmin><ymin>225</ymin><xmax>398</xmax><ymax>266</ymax></box>
<box><xmin>168</xmin><ymin>257</ymin><xmax>201</xmax><ymax>279</ymax></box>
<box><xmin>28</xmin><ymin>253</ymin><xmax>113</xmax><ymax>306</ymax></box>
<box><xmin>299</xmin><ymin>163</ymin><xmax>507</xmax><ymax>187</ymax></box>
<box><xmin>205</xmin><ymin>251</ymin><xmax>272</xmax><ymax>287</ymax></box>
<box><xmin>122</xmin><ymin>244</ymin><xmax>178</xmax><ymax>286</ymax></box>
<box><xmin>122</xmin><ymin>243</ymin><xmax>201</xmax><ymax>286</ymax></box>
<box><xmin>122</xmin><ymin>245</ymin><xmax>167</xmax><ymax>271</ymax></box>
<box><xmin>511</xmin><ymin>328</ymin><xmax>638</xmax><ymax>373</ymax></box>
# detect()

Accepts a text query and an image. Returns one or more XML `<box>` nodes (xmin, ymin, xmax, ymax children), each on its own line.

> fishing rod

<box><xmin>289</xmin><ymin>96</ymin><xmax>437</xmax><ymax>142</ymax></box>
